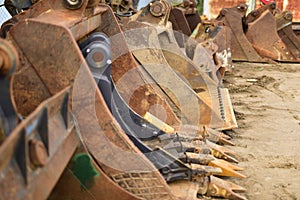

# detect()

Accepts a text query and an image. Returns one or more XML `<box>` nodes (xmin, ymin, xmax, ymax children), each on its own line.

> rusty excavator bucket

<box><xmin>1</xmin><ymin>1</ymin><xmax>176</xmax><ymax>199</ymax></box>
<box><xmin>167</xmin><ymin>0</ymin><xmax>233</xmax><ymax>79</ymax></box>
<box><xmin>0</xmin><ymin>86</ymin><xmax>81</xmax><ymax>200</ymax></box>
<box><xmin>168</xmin><ymin>0</ymin><xmax>201</xmax><ymax>36</ymax></box>
<box><xmin>216</xmin><ymin>4</ymin><xmax>264</xmax><ymax>62</ymax></box>
<box><xmin>0</xmin><ymin>0</ymin><xmax>246</xmax><ymax>199</ymax></box>
<box><xmin>190</xmin><ymin>21</ymin><xmax>233</xmax><ymax>74</ymax></box>
<box><xmin>245</xmin><ymin>9</ymin><xmax>298</xmax><ymax>62</ymax></box>
<box><xmin>217</xmin><ymin>2</ymin><xmax>300</xmax><ymax>62</ymax></box>
<box><xmin>119</xmin><ymin>0</ymin><xmax>237</xmax><ymax>130</ymax></box>
<box><xmin>245</xmin><ymin>2</ymin><xmax>300</xmax><ymax>61</ymax></box>
<box><xmin>276</xmin><ymin>10</ymin><xmax>300</xmax><ymax>60</ymax></box>
<box><xmin>107</xmin><ymin>0</ymin><xmax>245</xmax><ymax>198</ymax></box>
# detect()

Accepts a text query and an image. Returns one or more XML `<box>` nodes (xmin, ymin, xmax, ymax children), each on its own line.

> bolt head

<box><xmin>29</xmin><ymin>139</ymin><xmax>48</xmax><ymax>167</ymax></box>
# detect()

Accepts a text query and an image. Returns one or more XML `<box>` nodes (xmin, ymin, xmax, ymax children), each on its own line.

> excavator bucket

<box><xmin>0</xmin><ymin>87</ymin><xmax>81</xmax><ymax>200</ymax></box>
<box><xmin>245</xmin><ymin>2</ymin><xmax>300</xmax><ymax>61</ymax></box>
<box><xmin>216</xmin><ymin>4</ymin><xmax>264</xmax><ymax>62</ymax></box>
<box><xmin>276</xmin><ymin>10</ymin><xmax>300</xmax><ymax>60</ymax></box>
<box><xmin>167</xmin><ymin>0</ymin><xmax>233</xmax><ymax>79</ymax></box>
<box><xmin>245</xmin><ymin>9</ymin><xmax>298</xmax><ymax>62</ymax></box>
<box><xmin>191</xmin><ymin>21</ymin><xmax>233</xmax><ymax>74</ymax></box>
<box><xmin>2</xmin><ymin>1</ymin><xmax>177</xmax><ymax>199</ymax></box>
<box><xmin>217</xmin><ymin>2</ymin><xmax>300</xmax><ymax>62</ymax></box>
<box><xmin>119</xmin><ymin>0</ymin><xmax>237</xmax><ymax>130</ymax></box>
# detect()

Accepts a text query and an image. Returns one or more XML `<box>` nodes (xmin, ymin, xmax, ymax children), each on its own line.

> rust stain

<box><xmin>274</xmin><ymin>0</ymin><xmax>300</xmax><ymax>22</ymax></box>
<box><xmin>208</xmin><ymin>0</ymin><xmax>300</xmax><ymax>22</ymax></box>
<box><xmin>253</xmin><ymin>0</ymin><xmax>300</xmax><ymax>22</ymax></box>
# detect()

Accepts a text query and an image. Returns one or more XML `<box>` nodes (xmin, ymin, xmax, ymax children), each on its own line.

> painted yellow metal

<box><xmin>143</xmin><ymin>112</ymin><xmax>175</xmax><ymax>133</ymax></box>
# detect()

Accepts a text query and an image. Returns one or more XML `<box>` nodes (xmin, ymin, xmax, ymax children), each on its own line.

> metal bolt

<box><xmin>161</xmin><ymin>167</ymin><xmax>170</xmax><ymax>175</ymax></box>
<box><xmin>183</xmin><ymin>0</ymin><xmax>190</xmax><ymax>7</ymax></box>
<box><xmin>210</xmin><ymin>185</ymin><xmax>218</xmax><ymax>195</ymax></box>
<box><xmin>63</xmin><ymin>0</ymin><xmax>83</xmax><ymax>10</ymax></box>
<box><xmin>252</xmin><ymin>11</ymin><xmax>258</xmax><ymax>17</ymax></box>
<box><xmin>238</xmin><ymin>4</ymin><xmax>247</xmax><ymax>12</ymax></box>
<box><xmin>270</xmin><ymin>2</ymin><xmax>276</xmax><ymax>9</ymax></box>
<box><xmin>150</xmin><ymin>1</ymin><xmax>165</xmax><ymax>17</ymax></box>
<box><xmin>29</xmin><ymin>139</ymin><xmax>48</xmax><ymax>167</ymax></box>
<box><xmin>284</xmin><ymin>12</ymin><xmax>292</xmax><ymax>21</ymax></box>
<box><xmin>221</xmin><ymin>9</ymin><xmax>227</xmax><ymax>16</ymax></box>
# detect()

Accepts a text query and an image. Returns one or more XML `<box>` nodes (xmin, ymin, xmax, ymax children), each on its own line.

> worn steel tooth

<box><xmin>208</xmin><ymin>128</ymin><xmax>232</xmax><ymax>140</ymax></box>
<box><xmin>176</xmin><ymin>132</ymin><xmax>204</xmax><ymax>141</ymax></box>
<box><xmin>213</xmin><ymin>158</ymin><xmax>244</xmax><ymax>171</ymax></box>
<box><xmin>207</xmin><ymin>128</ymin><xmax>235</xmax><ymax>146</ymax></box>
<box><xmin>207</xmin><ymin>176</ymin><xmax>247</xmax><ymax>200</ymax></box>
<box><xmin>209</xmin><ymin>160</ymin><xmax>246</xmax><ymax>178</ymax></box>
<box><xmin>206</xmin><ymin>140</ymin><xmax>237</xmax><ymax>157</ymax></box>
<box><xmin>211</xmin><ymin>176</ymin><xmax>247</xmax><ymax>192</ymax></box>
<box><xmin>183</xmin><ymin>152</ymin><xmax>215</xmax><ymax>165</ymax></box>
<box><xmin>220</xmin><ymin>134</ymin><xmax>231</xmax><ymax>141</ymax></box>
<box><xmin>190</xmin><ymin>163</ymin><xmax>222</xmax><ymax>176</ymax></box>
<box><xmin>183</xmin><ymin>152</ymin><xmax>245</xmax><ymax>178</ymax></box>
<box><xmin>211</xmin><ymin>149</ymin><xmax>239</xmax><ymax>163</ymax></box>
<box><xmin>189</xmin><ymin>140</ymin><xmax>239</xmax><ymax>163</ymax></box>
<box><xmin>184</xmin><ymin>152</ymin><xmax>243</xmax><ymax>171</ymax></box>
<box><xmin>219</xmin><ymin>132</ymin><xmax>232</xmax><ymax>140</ymax></box>
<box><xmin>163</xmin><ymin>140</ymin><xmax>212</xmax><ymax>155</ymax></box>
<box><xmin>218</xmin><ymin>137</ymin><xmax>235</xmax><ymax>146</ymax></box>
<box><xmin>165</xmin><ymin>139</ymin><xmax>239</xmax><ymax>163</ymax></box>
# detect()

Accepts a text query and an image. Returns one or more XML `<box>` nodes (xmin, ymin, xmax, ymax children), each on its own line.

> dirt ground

<box><xmin>223</xmin><ymin>62</ymin><xmax>300</xmax><ymax>200</ymax></box>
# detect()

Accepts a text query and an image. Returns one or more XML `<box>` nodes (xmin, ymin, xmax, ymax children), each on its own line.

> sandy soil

<box><xmin>223</xmin><ymin>62</ymin><xmax>300</xmax><ymax>200</ymax></box>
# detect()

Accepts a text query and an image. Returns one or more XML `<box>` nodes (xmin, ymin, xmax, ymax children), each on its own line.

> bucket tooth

<box><xmin>207</xmin><ymin>128</ymin><xmax>234</xmax><ymax>146</ymax></box>
<box><xmin>218</xmin><ymin>132</ymin><xmax>231</xmax><ymax>140</ymax></box>
<box><xmin>207</xmin><ymin>176</ymin><xmax>247</xmax><ymax>200</ymax></box>
<box><xmin>210</xmin><ymin>149</ymin><xmax>239</xmax><ymax>163</ymax></box>
<box><xmin>206</xmin><ymin>140</ymin><xmax>237</xmax><ymax>157</ymax></box>
<box><xmin>211</xmin><ymin>176</ymin><xmax>247</xmax><ymax>192</ymax></box>
<box><xmin>209</xmin><ymin>128</ymin><xmax>232</xmax><ymax>140</ymax></box>
<box><xmin>218</xmin><ymin>137</ymin><xmax>235</xmax><ymax>146</ymax></box>
<box><xmin>213</xmin><ymin>158</ymin><xmax>244</xmax><ymax>171</ymax></box>
<box><xmin>209</xmin><ymin>160</ymin><xmax>246</xmax><ymax>178</ymax></box>
<box><xmin>169</xmin><ymin>139</ymin><xmax>239</xmax><ymax>163</ymax></box>
<box><xmin>190</xmin><ymin>163</ymin><xmax>222</xmax><ymax>176</ymax></box>
<box><xmin>171</xmin><ymin>139</ymin><xmax>240</xmax><ymax>165</ymax></box>
<box><xmin>183</xmin><ymin>152</ymin><xmax>244</xmax><ymax>178</ymax></box>
<box><xmin>183</xmin><ymin>152</ymin><xmax>215</xmax><ymax>165</ymax></box>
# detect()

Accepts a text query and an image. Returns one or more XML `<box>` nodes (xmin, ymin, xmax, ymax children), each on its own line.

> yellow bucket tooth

<box><xmin>209</xmin><ymin>160</ymin><xmax>246</xmax><ymax>178</ymax></box>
